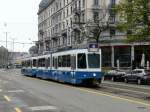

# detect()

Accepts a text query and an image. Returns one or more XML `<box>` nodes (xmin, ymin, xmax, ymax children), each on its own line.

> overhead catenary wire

<box><xmin>0</xmin><ymin>40</ymin><xmax>34</xmax><ymax>45</ymax></box>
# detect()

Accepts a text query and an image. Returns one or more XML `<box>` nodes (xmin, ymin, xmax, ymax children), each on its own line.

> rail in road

<box><xmin>86</xmin><ymin>81</ymin><xmax>150</xmax><ymax>102</ymax></box>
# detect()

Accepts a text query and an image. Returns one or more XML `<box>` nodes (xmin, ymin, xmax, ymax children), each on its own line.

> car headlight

<box><xmin>143</xmin><ymin>76</ymin><xmax>147</xmax><ymax>79</ymax></box>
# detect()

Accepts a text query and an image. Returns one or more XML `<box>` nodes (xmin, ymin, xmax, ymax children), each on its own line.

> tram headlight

<box><xmin>84</xmin><ymin>74</ymin><xmax>87</xmax><ymax>77</ymax></box>
<box><xmin>93</xmin><ymin>73</ymin><xmax>96</xmax><ymax>77</ymax></box>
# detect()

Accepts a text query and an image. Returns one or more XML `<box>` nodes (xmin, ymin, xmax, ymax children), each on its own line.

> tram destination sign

<box><xmin>88</xmin><ymin>43</ymin><xmax>99</xmax><ymax>52</ymax></box>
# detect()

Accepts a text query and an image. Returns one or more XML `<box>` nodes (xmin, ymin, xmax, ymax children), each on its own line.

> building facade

<box><xmin>0</xmin><ymin>46</ymin><xmax>8</xmax><ymax>67</ymax></box>
<box><xmin>37</xmin><ymin>0</ymin><xmax>109</xmax><ymax>52</ymax></box>
<box><xmin>37</xmin><ymin>0</ymin><xmax>150</xmax><ymax>68</ymax></box>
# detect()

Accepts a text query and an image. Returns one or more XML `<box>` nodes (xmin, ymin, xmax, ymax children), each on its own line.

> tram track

<box><xmin>94</xmin><ymin>81</ymin><xmax>150</xmax><ymax>102</ymax></box>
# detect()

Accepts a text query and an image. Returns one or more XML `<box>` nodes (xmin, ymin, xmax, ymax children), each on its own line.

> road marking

<box><xmin>7</xmin><ymin>90</ymin><xmax>24</xmax><ymax>93</ymax></box>
<box><xmin>0</xmin><ymin>89</ymin><xmax>2</xmax><ymax>92</ymax></box>
<box><xmin>28</xmin><ymin>106</ymin><xmax>57</xmax><ymax>111</ymax></box>
<box><xmin>103</xmin><ymin>86</ymin><xmax>150</xmax><ymax>96</ymax></box>
<box><xmin>4</xmin><ymin>95</ymin><xmax>11</xmax><ymax>102</ymax></box>
<box><xmin>14</xmin><ymin>107</ymin><xmax>22</xmax><ymax>112</ymax></box>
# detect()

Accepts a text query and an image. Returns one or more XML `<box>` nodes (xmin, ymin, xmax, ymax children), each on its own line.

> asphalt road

<box><xmin>0</xmin><ymin>69</ymin><xmax>150</xmax><ymax>112</ymax></box>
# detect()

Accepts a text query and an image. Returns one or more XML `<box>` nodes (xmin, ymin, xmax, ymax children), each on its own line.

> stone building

<box><xmin>0</xmin><ymin>46</ymin><xmax>8</xmax><ymax>67</ymax></box>
<box><xmin>37</xmin><ymin>0</ymin><xmax>109</xmax><ymax>53</ymax></box>
<box><xmin>37</xmin><ymin>0</ymin><xmax>150</xmax><ymax>68</ymax></box>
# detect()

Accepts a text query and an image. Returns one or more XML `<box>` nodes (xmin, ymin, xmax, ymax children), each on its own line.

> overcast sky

<box><xmin>0</xmin><ymin>0</ymin><xmax>41</xmax><ymax>52</ymax></box>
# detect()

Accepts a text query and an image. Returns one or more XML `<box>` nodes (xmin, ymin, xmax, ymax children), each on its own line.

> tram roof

<box><xmin>52</xmin><ymin>49</ymin><xmax>88</xmax><ymax>56</ymax></box>
<box><xmin>21</xmin><ymin>48</ymin><xmax>101</xmax><ymax>60</ymax></box>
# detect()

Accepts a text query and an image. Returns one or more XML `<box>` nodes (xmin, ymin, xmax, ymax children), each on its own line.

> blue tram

<box><xmin>21</xmin><ymin>49</ymin><xmax>103</xmax><ymax>85</ymax></box>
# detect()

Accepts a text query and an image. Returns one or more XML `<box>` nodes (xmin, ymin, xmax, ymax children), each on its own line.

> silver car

<box><xmin>124</xmin><ymin>69</ymin><xmax>150</xmax><ymax>85</ymax></box>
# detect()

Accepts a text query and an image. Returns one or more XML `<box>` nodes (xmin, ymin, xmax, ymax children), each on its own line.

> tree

<box><xmin>84</xmin><ymin>15</ymin><xmax>110</xmax><ymax>44</ymax></box>
<box><xmin>73</xmin><ymin>8</ymin><xmax>110</xmax><ymax>44</ymax></box>
<box><xmin>116</xmin><ymin>0</ymin><xmax>150</xmax><ymax>42</ymax></box>
<box><xmin>29</xmin><ymin>46</ymin><xmax>38</xmax><ymax>55</ymax></box>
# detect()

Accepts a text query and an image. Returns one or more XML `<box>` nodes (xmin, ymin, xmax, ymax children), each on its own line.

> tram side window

<box><xmin>58</xmin><ymin>56</ymin><xmax>62</xmax><ymax>67</ymax></box>
<box><xmin>38</xmin><ymin>58</ymin><xmax>46</xmax><ymax>67</ymax></box>
<box><xmin>58</xmin><ymin>55</ymin><xmax>71</xmax><ymax>67</ymax></box>
<box><xmin>45</xmin><ymin>58</ymin><xmax>50</xmax><ymax>68</ymax></box>
<box><xmin>21</xmin><ymin>61</ymin><xmax>25</xmax><ymax>67</ymax></box>
<box><xmin>27</xmin><ymin>60</ymin><xmax>31</xmax><ymax>67</ymax></box>
<box><xmin>33</xmin><ymin>59</ymin><xmax>37</xmax><ymax>67</ymax></box>
<box><xmin>62</xmin><ymin>56</ymin><xmax>66</xmax><ymax>67</ymax></box>
<box><xmin>77</xmin><ymin>53</ymin><xmax>87</xmax><ymax>69</ymax></box>
<box><xmin>66</xmin><ymin>55</ymin><xmax>71</xmax><ymax>67</ymax></box>
<box><xmin>24</xmin><ymin>61</ymin><xmax>27</xmax><ymax>67</ymax></box>
<box><xmin>25</xmin><ymin>61</ymin><xmax>28</xmax><ymax>67</ymax></box>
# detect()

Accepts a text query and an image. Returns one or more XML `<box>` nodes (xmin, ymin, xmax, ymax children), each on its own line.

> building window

<box><xmin>71</xmin><ymin>6</ymin><xmax>73</xmax><ymax>14</ymax></box>
<box><xmin>70</xmin><ymin>18</ymin><xmax>72</xmax><ymax>27</ymax></box>
<box><xmin>75</xmin><ymin>1</ymin><xmax>77</xmax><ymax>9</ymax></box>
<box><xmin>110</xmin><ymin>28</ymin><xmax>116</xmax><ymax>36</ymax></box>
<box><xmin>93</xmin><ymin>12</ymin><xmax>99</xmax><ymax>22</ymax></box>
<box><xmin>67</xmin><ymin>8</ymin><xmax>69</xmax><ymax>16</ymax></box>
<box><xmin>64</xmin><ymin>0</ymin><xmax>65</xmax><ymax>6</ymax></box>
<box><xmin>82</xmin><ymin>13</ymin><xmax>85</xmax><ymax>22</ymax></box>
<box><xmin>79</xmin><ymin>0</ymin><xmax>81</xmax><ymax>9</ymax></box>
<box><xmin>66</xmin><ymin>20</ymin><xmax>68</xmax><ymax>26</ymax></box>
<box><xmin>63</xmin><ymin>10</ymin><xmax>65</xmax><ymax>18</ymax></box>
<box><xmin>60</xmin><ymin>2</ymin><xmax>61</xmax><ymax>8</ymax></box>
<box><xmin>94</xmin><ymin>0</ymin><xmax>99</xmax><ymax>5</ymax></box>
<box><xmin>82</xmin><ymin>0</ymin><xmax>85</xmax><ymax>8</ymax></box>
<box><xmin>110</xmin><ymin>0</ymin><xmax>116</xmax><ymax>7</ymax></box>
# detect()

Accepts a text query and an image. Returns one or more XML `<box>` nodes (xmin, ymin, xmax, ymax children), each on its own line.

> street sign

<box><xmin>88</xmin><ymin>43</ymin><xmax>99</xmax><ymax>52</ymax></box>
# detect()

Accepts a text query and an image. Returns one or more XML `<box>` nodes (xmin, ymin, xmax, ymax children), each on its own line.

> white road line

<box><xmin>28</xmin><ymin>106</ymin><xmax>57</xmax><ymax>111</ymax></box>
<box><xmin>7</xmin><ymin>90</ymin><xmax>24</xmax><ymax>93</ymax></box>
<box><xmin>0</xmin><ymin>89</ymin><xmax>2</xmax><ymax>92</ymax></box>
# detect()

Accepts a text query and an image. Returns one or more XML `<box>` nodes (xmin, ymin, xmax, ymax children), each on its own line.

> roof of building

<box><xmin>0</xmin><ymin>46</ymin><xmax>8</xmax><ymax>51</ymax></box>
<box><xmin>38</xmin><ymin>0</ymin><xmax>53</xmax><ymax>14</ymax></box>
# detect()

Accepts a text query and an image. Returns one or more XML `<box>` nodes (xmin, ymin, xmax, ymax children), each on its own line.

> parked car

<box><xmin>15</xmin><ymin>64</ymin><xmax>22</xmax><ymax>69</ymax></box>
<box><xmin>104</xmin><ymin>69</ymin><xmax>126</xmax><ymax>82</ymax></box>
<box><xmin>124</xmin><ymin>69</ymin><xmax>150</xmax><ymax>85</ymax></box>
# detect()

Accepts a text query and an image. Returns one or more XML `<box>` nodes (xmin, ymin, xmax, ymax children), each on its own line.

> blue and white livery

<box><xmin>21</xmin><ymin>49</ymin><xmax>103</xmax><ymax>85</ymax></box>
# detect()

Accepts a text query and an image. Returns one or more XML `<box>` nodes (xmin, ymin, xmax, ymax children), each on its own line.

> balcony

<box><xmin>45</xmin><ymin>36</ymin><xmax>50</xmax><ymax>41</ymax></box>
<box><xmin>92</xmin><ymin>5</ymin><xmax>101</xmax><ymax>10</ymax></box>
<box><xmin>61</xmin><ymin>29</ymin><xmax>67</xmax><ymax>37</ymax></box>
<box><xmin>99</xmin><ymin>35</ymin><xmax>126</xmax><ymax>43</ymax></box>
<box><xmin>51</xmin><ymin>32</ymin><xmax>61</xmax><ymax>40</ymax></box>
<box><xmin>73</xmin><ymin>7</ymin><xmax>85</xmax><ymax>15</ymax></box>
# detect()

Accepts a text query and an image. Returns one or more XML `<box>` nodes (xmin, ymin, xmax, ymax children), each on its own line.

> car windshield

<box><xmin>132</xmin><ymin>70</ymin><xmax>142</xmax><ymax>74</ymax></box>
<box><xmin>88</xmin><ymin>53</ymin><xmax>100</xmax><ymax>68</ymax></box>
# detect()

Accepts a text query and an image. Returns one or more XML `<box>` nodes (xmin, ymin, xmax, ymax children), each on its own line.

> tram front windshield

<box><xmin>88</xmin><ymin>53</ymin><xmax>100</xmax><ymax>68</ymax></box>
